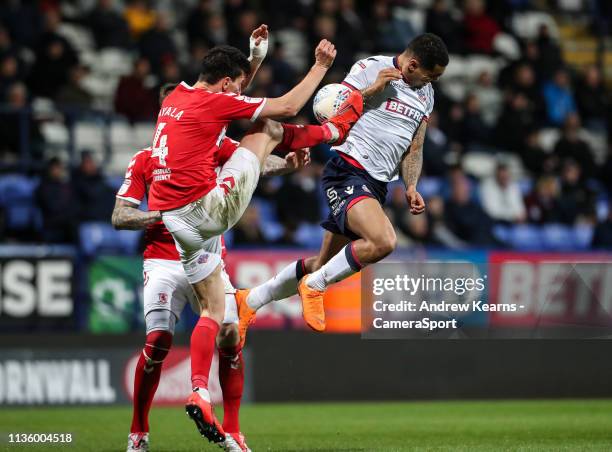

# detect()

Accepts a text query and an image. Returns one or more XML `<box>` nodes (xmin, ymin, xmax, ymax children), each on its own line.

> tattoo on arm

<box><xmin>262</xmin><ymin>155</ymin><xmax>291</xmax><ymax>177</ymax></box>
<box><xmin>401</xmin><ymin>121</ymin><xmax>427</xmax><ymax>189</ymax></box>
<box><xmin>111</xmin><ymin>198</ymin><xmax>161</xmax><ymax>230</ymax></box>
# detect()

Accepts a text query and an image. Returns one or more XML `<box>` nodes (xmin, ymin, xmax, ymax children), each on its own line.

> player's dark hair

<box><xmin>406</xmin><ymin>33</ymin><xmax>449</xmax><ymax>70</ymax></box>
<box><xmin>159</xmin><ymin>82</ymin><xmax>178</xmax><ymax>103</ymax></box>
<box><xmin>198</xmin><ymin>45</ymin><xmax>251</xmax><ymax>84</ymax></box>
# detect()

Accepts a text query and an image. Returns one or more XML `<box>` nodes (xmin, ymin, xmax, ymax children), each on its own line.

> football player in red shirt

<box><xmin>145</xmin><ymin>31</ymin><xmax>363</xmax><ymax>444</ymax></box>
<box><xmin>113</xmin><ymin>140</ymin><xmax>308</xmax><ymax>452</ymax></box>
<box><xmin>114</xmin><ymin>88</ymin><xmax>311</xmax><ymax>452</ymax></box>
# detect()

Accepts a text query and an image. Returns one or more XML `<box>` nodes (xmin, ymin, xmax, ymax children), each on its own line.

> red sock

<box><xmin>191</xmin><ymin>317</ymin><xmax>220</xmax><ymax>389</ymax></box>
<box><xmin>277</xmin><ymin>123</ymin><xmax>331</xmax><ymax>151</ymax></box>
<box><xmin>218</xmin><ymin>345</ymin><xmax>244</xmax><ymax>433</ymax></box>
<box><xmin>130</xmin><ymin>330</ymin><xmax>173</xmax><ymax>433</ymax></box>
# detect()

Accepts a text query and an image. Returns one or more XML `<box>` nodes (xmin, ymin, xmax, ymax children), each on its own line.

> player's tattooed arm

<box><xmin>242</xmin><ymin>24</ymin><xmax>269</xmax><ymax>92</ymax></box>
<box><xmin>360</xmin><ymin>68</ymin><xmax>402</xmax><ymax>100</ymax></box>
<box><xmin>262</xmin><ymin>148</ymin><xmax>311</xmax><ymax>176</ymax></box>
<box><xmin>401</xmin><ymin>120</ymin><xmax>427</xmax><ymax>215</ymax></box>
<box><xmin>111</xmin><ymin>198</ymin><xmax>162</xmax><ymax>230</ymax></box>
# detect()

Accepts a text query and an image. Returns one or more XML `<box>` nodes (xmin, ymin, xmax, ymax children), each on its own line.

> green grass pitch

<box><xmin>1</xmin><ymin>400</ymin><xmax>612</xmax><ymax>451</ymax></box>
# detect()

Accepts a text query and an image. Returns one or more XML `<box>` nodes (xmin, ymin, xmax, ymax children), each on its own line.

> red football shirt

<box><xmin>147</xmin><ymin>82</ymin><xmax>266</xmax><ymax>211</ymax></box>
<box><xmin>115</xmin><ymin>140</ymin><xmax>239</xmax><ymax>260</ymax></box>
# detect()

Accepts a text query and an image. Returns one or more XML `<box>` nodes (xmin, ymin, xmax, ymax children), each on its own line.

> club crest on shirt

<box><xmin>158</xmin><ymin>293</ymin><xmax>169</xmax><ymax>304</ymax></box>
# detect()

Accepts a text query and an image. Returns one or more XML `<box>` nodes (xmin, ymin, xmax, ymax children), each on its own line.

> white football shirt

<box><xmin>333</xmin><ymin>55</ymin><xmax>434</xmax><ymax>182</ymax></box>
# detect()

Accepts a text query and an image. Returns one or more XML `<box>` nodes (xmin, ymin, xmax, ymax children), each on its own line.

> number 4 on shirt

<box><xmin>152</xmin><ymin>122</ymin><xmax>169</xmax><ymax>166</ymax></box>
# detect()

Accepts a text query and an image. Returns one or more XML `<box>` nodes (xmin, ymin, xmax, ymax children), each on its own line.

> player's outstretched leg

<box><xmin>217</xmin><ymin>320</ymin><xmax>251</xmax><ymax>452</ymax></box>
<box><xmin>276</xmin><ymin>89</ymin><xmax>364</xmax><ymax>150</ymax></box>
<box><xmin>127</xmin><ymin>313</ymin><xmax>174</xmax><ymax>452</ymax></box>
<box><xmin>299</xmin><ymin>198</ymin><xmax>396</xmax><ymax>331</ymax></box>
<box><xmin>186</xmin><ymin>264</ymin><xmax>227</xmax><ymax>444</ymax></box>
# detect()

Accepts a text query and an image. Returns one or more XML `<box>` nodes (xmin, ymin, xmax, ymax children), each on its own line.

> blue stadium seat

<box><xmin>492</xmin><ymin>224</ymin><xmax>512</xmax><ymax>245</ymax></box>
<box><xmin>573</xmin><ymin>225</ymin><xmax>594</xmax><ymax>250</ymax></box>
<box><xmin>79</xmin><ymin>222</ymin><xmax>141</xmax><ymax>256</ymax></box>
<box><xmin>253</xmin><ymin>198</ymin><xmax>278</xmax><ymax>223</ymax></box>
<box><xmin>541</xmin><ymin>224</ymin><xmax>573</xmax><ymax>250</ymax></box>
<box><xmin>510</xmin><ymin>224</ymin><xmax>543</xmax><ymax>250</ymax></box>
<box><xmin>260</xmin><ymin>221</ymin><xmax>284</xmax><ymax>242</ymax></box>
<box><xmin>418</xmin><ymin>177</ymin><xmax>444</xmax><ymax>199</ymax></box>
<box><xmin>295</xmin><ymin>223</ymin><xmax>324</xmax><ymax>248</ymax></box>
<box><xmin>0</xmin><ymin>174</ymin><xmax>40</xmax><ymax>231</ymax></box>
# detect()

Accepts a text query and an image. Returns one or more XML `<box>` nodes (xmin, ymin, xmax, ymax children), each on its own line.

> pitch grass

<box><xmin>1</xmin><ymin>400</ymin><xmax>612</xmax><ymax>451</ymax></box>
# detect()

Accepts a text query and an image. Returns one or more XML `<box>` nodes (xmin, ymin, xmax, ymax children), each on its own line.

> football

<box><xmin>312</xmin><ymin>83</ymin><xmax>352</xmax><ymax>123</ymax></box>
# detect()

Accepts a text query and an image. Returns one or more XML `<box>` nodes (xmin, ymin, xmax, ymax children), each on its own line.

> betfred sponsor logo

<box><xmin>385</xmin><ymin>98</ymin><xmax>424</xmax><ymax>122</ymax></box>
<box><xmin>489</xmin><ymin>253</ymin><xmax>612</xmax><ymax>326</ymax></box>
<box><xmin>0</xmin><ymin>359</ymin><xmax>115</xmax><ymax>404</ymax></box>
<box><xmin>124</xmin><ymin>346</ymin><xmax>222</xmax><ymax>406</ymax></box>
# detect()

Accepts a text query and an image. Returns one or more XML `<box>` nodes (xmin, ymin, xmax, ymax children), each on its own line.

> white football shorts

<box><xmin>143</xmin><ymin>259</ymin><xmax>238</xmax><ymax>335</ymax></box>
<box><xmin>162</xmin><ymin>147</ymin><xmax>261</xmax><ymax>284</ymax></box>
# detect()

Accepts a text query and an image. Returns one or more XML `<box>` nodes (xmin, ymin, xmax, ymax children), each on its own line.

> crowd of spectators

<box><xmin>0</xmin><ymin>0</ymin><xmax>611</xmax><ymax>250</ymax></box>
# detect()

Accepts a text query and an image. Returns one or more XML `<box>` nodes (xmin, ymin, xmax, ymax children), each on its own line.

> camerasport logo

<box><xmin>123</xmin><ymin>347</ymin><xmax>222</xmax><ymax>405</ymax></box>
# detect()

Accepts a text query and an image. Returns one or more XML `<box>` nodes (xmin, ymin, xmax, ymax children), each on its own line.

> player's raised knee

<box><xmin>217</xmin><ymin>323</ymin><xmax>240</xmax><ymax>348</ymax></box>
<box><xmin>261</xmin><ymin>118</ymin><xmax>284</xmax><ymax>141</ymax></box>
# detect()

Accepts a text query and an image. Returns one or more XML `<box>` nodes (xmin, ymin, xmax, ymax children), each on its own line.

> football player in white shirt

<box><xmin>237</xmin><ymin>34</ymin><xmax>449</xmax><ymax>332</ymax></box>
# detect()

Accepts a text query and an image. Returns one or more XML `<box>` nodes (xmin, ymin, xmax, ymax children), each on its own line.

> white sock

<box><xmin>306</xmin><ymin>244</ymin><xmax>362</xmax><ymax>291</ymax></box>
<box><xmin>247</xmin><ymin>260</ymin><xmax>303</xmax><ymax>310</ymax></box>
<box><xmin>325</xmin><ymin>123</ymin><xmax>339</xmax><ymax>143</ymax></box>
<box><xmin>194</xmin><ymin>387</ymin><xmax>210</xmax><ymax>402</ymax></box>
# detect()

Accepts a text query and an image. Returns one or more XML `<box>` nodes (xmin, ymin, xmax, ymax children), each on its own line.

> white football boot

<box><xmin>127</xmin><ymin>432</ymin><xmax>149</xmax><ymax>451</ymax></box>
<box><xmin>220</xmin><ymin>432</ymin><xmax>252</xmax><ymax>452</ymax></box>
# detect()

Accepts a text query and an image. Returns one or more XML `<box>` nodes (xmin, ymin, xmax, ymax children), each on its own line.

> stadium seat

<box><xmin>511</xmin><ymin>12</ymin><xmax>559</xmax><ymax>41</ymax></box>
<box><xmin>461</xmin><ymin>152</ymin><xmax>497</xmax><ymax>179</ymax></box>
<box><xmin>518</xmin><ymin>179</ymin><xmax>534</xmax><ymax>196</ymax></box>
<box><xmin>260</xmin><ymin>221</ymin><xmax>284</xmax><ymax>242</ymax></box>
<box><xmin>573</xmin><ymin>225</ymin><xmax>594</xmax><ymax>250</ymax></box>
<box><xmin>295</xmin><ymin>223</ymin><xmax>324</xmax><ymax>248</ymax></box>
<box><xmin>510</xmin><ymin>224</ymin><xmax>543</xmax><ymax>250</ymax></box>
<box><xmin>493</xmin><ymin>33</ymin><xmax>522</xmax><ymax>60</ymax></box>
<box><xmin>394</xmin><ymin>7</ymin><xmax>425</xmax><ymax>35</ymax></box>
<box><xmin>106</xmin><ymin>175</ymin><xmax>125</xmax><ymax>191</ymax></box>
<box><xmin>579</xmin><ymin>129</ymin><xmax>607</xmax><ymax>163</ymax></box>
<box><xmin>133</xmin><ymin>123</ymin><xmax>155</xmax><ymax>149</ymax></box>
<box><xmin>74</xmin><ymin>121</ymin><xmax>107</xmax><ymax>162</ymax></box>
<box><xmin>79</xmin><ymin>222</ymin><xmax>142</xmax><ymax>256</ymax></box>
<box><xmin>254</xmin><ymin>198</ymin><xmax>278</xmax><ymax>223</ymax></box>
<box><xmin>57</xmin><ymin>23</ymin><xmax>95</xmax><ymax>54</ymax></box>
<box><xmin>41</xmin><ymin>121</ymin><xmax>70</xmax><ymax>147</ymax></box>
<box><xmin>440</xmin><ymin>55</ymin><xmax>466</xmax><ymax>80</ymax></box>
<box><xmin>418</xmin><ymin>177</ymin><xmax>444</xmax><ymax>199</ymax></box>
<box><xmin>96</xmin><ymin>49</ymin><xmax>134</xmax><ymax>78</ymax></box>
<box><xmin>541</xmin><ymin>224</ymin><xmax>574</xmax><ymax>250</ymax></box>
<box><xmin>0</xmin><ymin>175</ymin><xmax>40</xmax><ymax>231</ymax></box>
<box><xmin>463</xmin><ymin>56</ymin><xmax>504</xmax><ymax>83</ymax></box>
<box><xmin>596</xmin><ymin>198</ymin><xmax>609</xmax><ymax>221</ymax></box>
<box><xmin>440</xmin><ymin>79</ymin><xmax>467</xmax><ymax>102</ymax></box>
<box><xmin>537</xmin><ymin>128</ymin><xmax>561</xmax><ymax>152</ymax></box>
<box><xmin>493</xmin><ymin>224</ymin><xmax>512</xmax><ymax>245</ymax></box>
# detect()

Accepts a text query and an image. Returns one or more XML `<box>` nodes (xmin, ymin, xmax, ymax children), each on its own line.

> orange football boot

<box><xmin>234</xmin><ymin>289</ymin><xmax>256</xmax><ymax>348</ymax></box>
<box><xmin>326</xmin><ymin>89</ymin><xmax>364</xmax><ymax>145</ymax></box>
<box><xmin>185</xmin><ymin>390</ymin><xmax>225</xmax><ymax>444</ymax></box>
<box><xmin>297</xmin><ymin>277</ymin><xmax>326</xmax><ymax>332</ymax></box>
